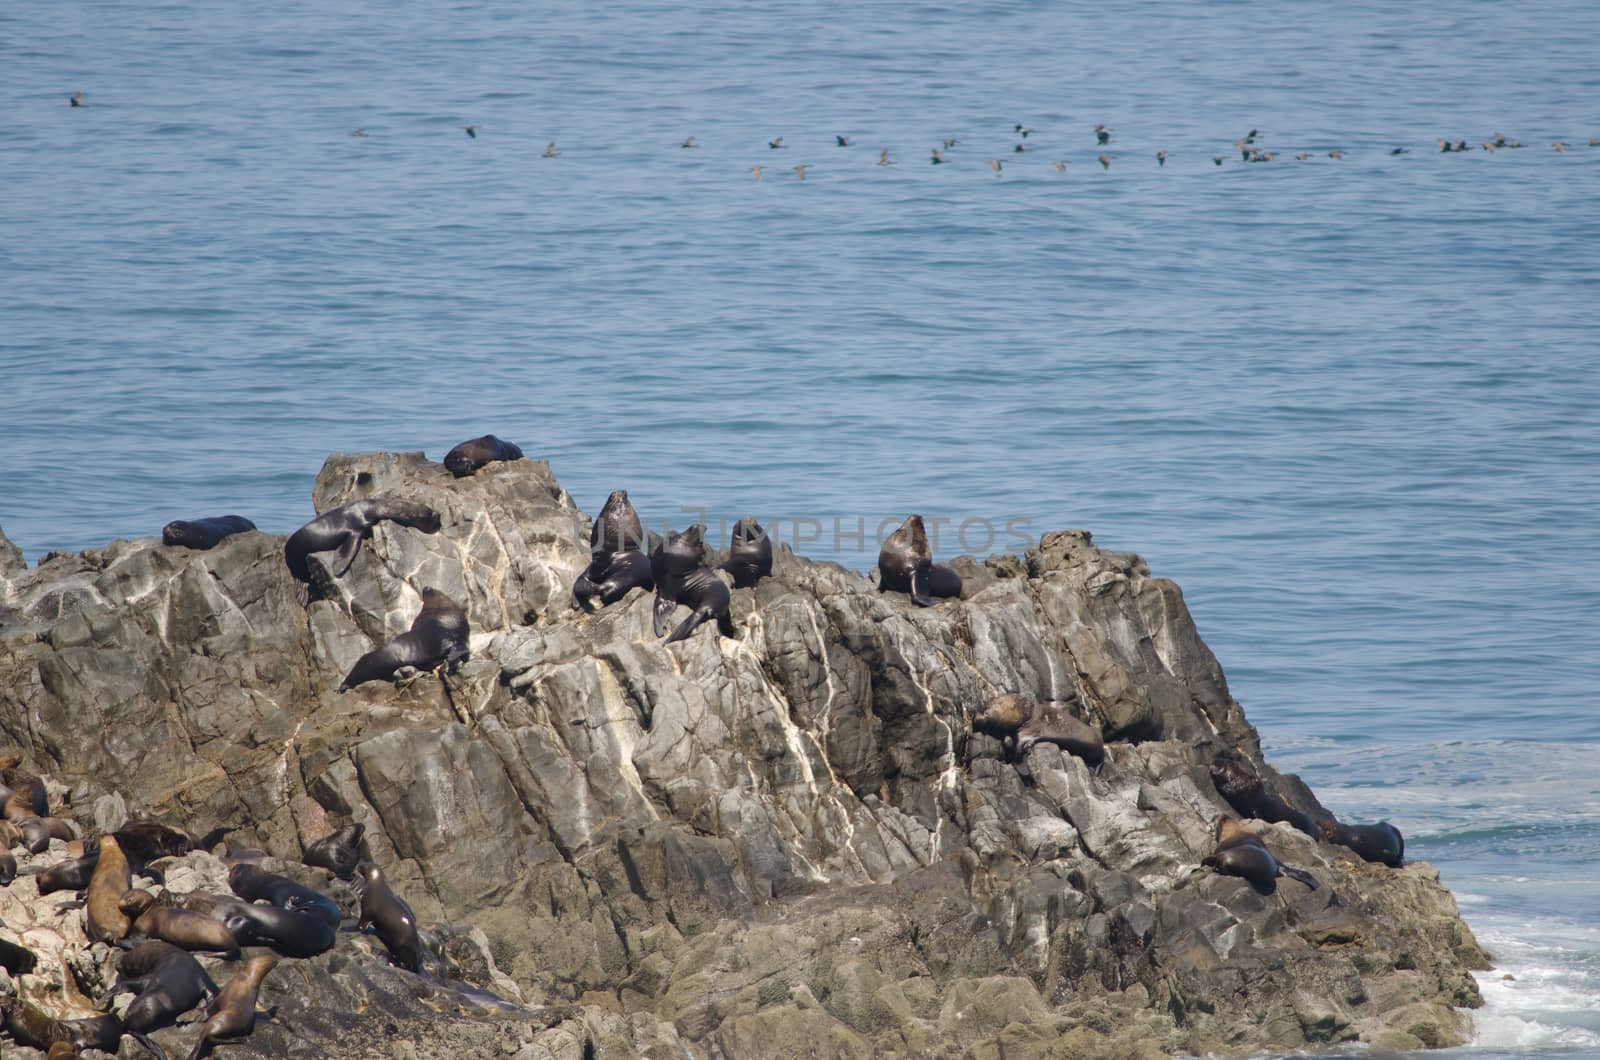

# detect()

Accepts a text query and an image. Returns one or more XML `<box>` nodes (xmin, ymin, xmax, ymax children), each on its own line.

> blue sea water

<box><xmin>3</xmin><ymin>1</ymin><xmax>1598</xmax><ymax>1051</ymax></box>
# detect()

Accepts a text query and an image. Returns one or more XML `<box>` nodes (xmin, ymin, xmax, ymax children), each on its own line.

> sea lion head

<box><xmin>730</xmin><ymin>517</ymin><xmax>766</xmax><ymax>546</ymax></box>
<box><xmin>594</xmin><ymin>491</ymin><xmax>645</xmax><ymax>553</ymax></box>
<box><xmin>973</xmin><ymin>694</ymin><xmax>1032</xmax><ymax>737</ymax></box>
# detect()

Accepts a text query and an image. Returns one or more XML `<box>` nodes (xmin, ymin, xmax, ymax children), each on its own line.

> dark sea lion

<box><xmin>877</xmin><ymin>515</ymin><xmax>961</xmax><ymax>607</ymax></box>
<box><xmin>651</xmin><ymin>524</ymin><xmax>735</xmax><ymax>645</ymax></box>
<box><xmin>972</xmin><ymin>694</ymin><xmax>1105</xmax><ymax>766</ymax></box>
<box><xmin>0</xmin><ymin>819</ymin><xmax>21</xmax><ymax>849</ymax></box>
<box><xmin>284</xmin><ymin>496</ymin><xmax>442</xmax><ymax>604</ymax></box>
<box><xmin>161</xmin><ymin>516</ymin><xmax>257</xmax><ymax>550</ymax></box>
<box><xmin>228</xmin><ymin>862</ymin><xmax>342</xmax><ymax>927</ymax></box>
<box><xmin>720</xmin><ymin>517</ymin><xmax>773</xmax><ymax>589</ymax></box>
<box><xmin>303</xmin><ymin>822</ymin><xmax>365</xmax><ymax>879</ymax></box>
<box><xmin>85</xmin><ymin>834</ymin><xmax>133</xmax><ymax>943</ymax></box>
<box><xmin>15</xmin><ymin>815</ymin><xmax>75</xmax><ymax>854</ymax></box>
<box><xmin>0</xmin><ymin>996</ymin><xmax>122</xmax><ymax>1056</ymax></box>
<box><xmin>338</xmin><ymin>587</ymin><xmax>469</xmax><ymax>692</ymax></box>
<box><xmin>442</xmin><ymin>434</ymin><xmax>524</xmax><ymax>478</ymax></box>
<box><xmin>1317</xmin><ymin>817</ymin><xmax>1404</xmax><ymax>868</ymax></box>
<box><xmin>114</xmin><ymin>819</ymin><xmax>200</xmax><ymax>867</ymax></box>
<box><xmin>1202</xmin><ymin>816</ymin><xmax>1319</xmax><ymax>893</ymax></box>
<box><xmin>1209</xmin><ymin>754</ymin><xmax>1319</xmax><ymax>838</ymax></box>
<box><xmin>1</xmin><ymin>768</ymin><xmax>50</xmax><ymax>819</ymax></box>
<box><xmin>184</xmin><ymin>953</ymin><xmax>277</xmax><ymax>1060</ymax></box>
<box><xmin>101</xmin><ymin>940</ymin><xmax>220</xmax><ymax>1055</ymax></box>
<box><xmin>180</xmin><ymin>893</ymin><xmax>337</xmax><ymax>958</ymax></box>
<box><xmin>0</xmin><ymin>934</ymin><xmax>36</xmax><ymax>974</ymax></box>
<box><xmin>0</xmin><ymin>850</ymin><xmax>14</xmax><ymax>885</ymax></box>
<box><xmin>571</xmin><ymin>490</ymin><xmax>655</xmax><ymax>609</ymax></box>
<box><xmin>355</xmin><ymin>861</ymin><xmax>421</xmax><ymax>972</ymax></box>
<box><xmin>120</xmin><ymin>891</ymin><xmax>241</xmax><ymax>959</ymax></box>
<box><xmin>36</xmin><ymin>850</ymin><xmax>98</xmax><ymax>895</ymax></box>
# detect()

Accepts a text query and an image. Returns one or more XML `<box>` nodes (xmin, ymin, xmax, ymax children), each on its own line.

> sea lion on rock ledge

<box><xmin>284</xmin><ymin>496</ymin><xmax>442</xmax><ymax>605</ymax></box>
<box><xmin>651</xmin><ymin>524</ymin><xmax>735</xmax><ymax>645</ymax></box>
<box><xmin>1318</xmin><ymin>817</ymin><xmax>1405</xmax><ymax>868</ymax></box>
<box><xmin>161</xmin><ymin>515</ymin><xmax>257</xmax><ymax>550</ymax></box>
<box><xmin>355</xmin><ymin>861</ymin><xmax>422</xmax><ymax>972</ymax></box>
<box><xmin>972</xmin><ymin>694</ymin><xmax>1105</xmax><ymax>766</ymax></box>
<box><xmin>303</xmin><ymin>822</ymin><xmax>366</xmax><ymax>879</ymax></box>
<box><xmin>572</xmin><ymin>490</ymin><xmax>655</xmax><ymax>609</ymax></box>
<box><xmin>1209</xmin><ymin>754</ymin><xmax>1319</xmax><ymax>838</ymax></box>
<box><xmin>878</xmin><ymin>515</ymin><xmax>961</xmax><ymax>606</ymax></box>
<box><xmin>720</xmin><ymin>517</ymin><xmax>773</xmax><ymax>589</ymax></box>
<box><xmin>1203</xmin><ymin>816</ymin><xmax>1319</xmax><ymax>893</ymax></box>
<box><xmin>338</xmin><ymin>588</ymin><xmax>469</xmax><ymax>692</ymax></box>
<box><xmin>442</xmin><ymin>434</ymin><xmax>524</xmax><ymax>478</ymax></box>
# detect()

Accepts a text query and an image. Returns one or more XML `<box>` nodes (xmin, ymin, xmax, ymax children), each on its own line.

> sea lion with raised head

<box><xmin>228</xmin><ymin>862</ymin><xmax>342</xmax><ymax>927</ymax></box>
<box><xmin>878</xmin><ymin>515</ymin><xmax>961</xmax><ymax>607</ymax></box>
<box><xmin>571</xmin><ymin>490</ymin><xmax>654</xmax><ymax>609</ymax></box>
<box><xmin>100</xmin><ymin>940</ymin><xmax>220</xmax><ymax>1056</ymax></box>
<box><xmin>184</xmin><ymin>953</ymin><xmax>278</xmax><ymax>1060</ymax></box>
<box><xmin>284</xmin><ymin>496</ymin><xmax>442</xmax><ymax>605</ymax></box>
<box><xmin>443</xmin><ymin>434</ymin><xmax>524</xmax><ymax>478</ymax></box>
<box><xmin>303</xmin><ymin>822</ymin><xmax>365</xmax><ymax>879</ymax></box>
<box><xmin>720</xmin><ymin>517</ymin><xmax>773</xmax><ymax>589</ymax></box>
<box><xmin>972</xmin><ymin>694</ymin><xmax>1105</xmax><ymax>766</ymax></box>
<box><xmin>1202</xmin><ymin>816</ymin><xmax>1319</xmax><ymax>893</ymax></box>
<box><xmin>651</xmin><ymin>524</ymin><xmax>735</xmax><ymax>645</ymax></box>
<box><xmin>119</xmin><ymin>891</ymin><xmax>241</xmax><ymax>959</ymax></box>
<box><xmin>355</xmin><ymin>861</ymin><xmax>421</xmax><ymax>972</ymax></box>
<box><xmin>338</xmin><ymin>587</ymin><xmax>469</xmax><ymax>692</ymax></box>
<box><xmin>1209</xmin><ymin>754</ymin><xmax>1319</xmax><ymax>838</ymax></box>
<box><xmin>84</xmin><ymin>834</ymin><xmax>133</xmax><ymax>943</ymax></box>
<box><xmin>161</xmin><ymin>516</ymin><xmax>257</xmax><ymax>550</ymax></box>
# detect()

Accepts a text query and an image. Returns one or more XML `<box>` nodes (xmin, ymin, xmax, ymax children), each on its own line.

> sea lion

<box><xmin>36</xmin><ymin>850</ymin><xmax>99</xmax><ymax>895</ymax></box>
<box><xmin>0</xmin><ymin>996</ymin><xmax>122</xmax><ymax>1056</ymax></box>
<box><xmin>1209</xmin><ymin>755</ymin><xmax>1319</xmax><ymax>838</ymax></box>
<box><xmin>119</xmin><ymin>891</ymin><xmax>241</xmax><ymax>959</ymax></box>
<box><xmin>355</xmin><ymin>861</ymin><xmax>421</xmax><ymax>972</ymax></box>
<box><xmin>0</xmin><ymin>934</ymin><xmax>36</xmax><ymax>974</ymax></box>
<box><xmin>571</xmin><ymin>490</ymin><xmax>654</xmax><ymax>609</ymax></box>
<box><xmin>442</xmin><ymin>434</ymin><xmax>523</xmax><ymax>478</ymax></box>
<box><xmin>338</xmin><ymin>587</ymin><xmax>469</xmax><ymax>692</ymax></box>
<box><xmin>650</xmin><ymin>524</ymin><xmax>735</xmax><ymax>645</ymax></box>
<box><xmin>1317</xmin><ymin>817</ymin><xmax>1404</xmax><ymax>868</ymax></box>
<box><xmin>1203</xmin><ymin>816</ymin><xmax>1319</xmax><ymax>893</ymax></box>
<box><xmin>1</xmin><ymin>767</ymin><xmax>50</xmax><ymax>819</ymax></box>
<box><xmin>720</xmin><ymin>517</ymin><xmax>773</xmax><ymax>589</ymax></box>
<box><xmin>179</xmin><ymin>893</ymin><xmax>337</xmax><ymax>958</ymax></box>
<box><xmin>84</xmin><ymin>834</ymin><xmax>133</xmax><ymax>943</ymax></box>
<box><xmin>303</xmin><ymin>822</ymin><xmax>365</xmax><ymax>879</ymax></box>
<box><xmin>101</xmin><ymin>940</ymin><xmax>220</xmax><ymax>1056</ymax></box>
<box><xmin>161</xmin><ymin>516</ymin><xmax>257</xmax><ymax>550</ymax></box>
<box><xmin>877</xmin><ymin>516</ymin><xmax>961</xmax><ymax>607</ymax></box>
<box><xmin>0</xmin><ymin>819</ymin><xmax>20</xmax><ymax>849</ymax></box>
<box><xmin>15</xmin><ymin>815</ymin><xmax>75</xmax><ymax>854</ymax></box>
<box><xmin>114</xmin><ymin>819</ymin><xmax>202</xmax><ymax>867</ymax></box>
<box><xmin>228</xmin><ymin>863</ymin><xmax>342</xmax><ymax>928</ymax></box>
<box><xmin>972</xmin><ymin>694</ymin><xmax>1105</xmax><ymax>766</ymax></box>
<box><xmin>0</xmin><ymin>851</ymin><xmax>14</xmax><ymax>885</ymax></box>
<box><xmin>184</xmin><ymin>953</ymin><xmax>277</xmax><ymax>1060</ymax></box>
<box><xmin>284</xmin><ymin>496</ymin><xmax>442</xmax><ymax>604</ymax></box>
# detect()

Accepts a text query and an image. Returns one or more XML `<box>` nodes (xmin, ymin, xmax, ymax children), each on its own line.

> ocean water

<box><xmin>3</xmin><ymin>1</ymin><xmax>1598</xmax><ymax>1051</ymax></box>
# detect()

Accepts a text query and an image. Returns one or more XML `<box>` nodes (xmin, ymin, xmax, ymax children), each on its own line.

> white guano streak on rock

<box><xmin>275</xmin><ymin>718</ymin><xmax>307</xmax><ymax>805</ymax></box>
<box><xmin>732</xmin><ymin>610</ymin><xmax>822</xmax><ymax>789</ymax></box>
<box><xmin>889</xmin><ymin>622</ymin><xmax>960</xmax><ymax>865</ymax></box>
<box><xmin>455</xmin><ymin>504</ymin><xmax>513</xmax><ymax>629</ymax></box>
<box><xmin>593</xmin><ymin>660</ymin><xmax>658</xmax><ymax>820</ymax></box>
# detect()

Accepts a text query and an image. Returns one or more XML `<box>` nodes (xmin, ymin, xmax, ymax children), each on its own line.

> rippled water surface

<box><xmin>4</xmin><ymin>2</ymin><xmax>1598</xmax><ymax>1051</ymax></box>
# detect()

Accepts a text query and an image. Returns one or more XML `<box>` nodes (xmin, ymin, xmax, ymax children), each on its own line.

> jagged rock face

<box><xmin>0</xmin><ymin>455</ymin><xmax>1488</xmax><ymax>1058</ymax></box>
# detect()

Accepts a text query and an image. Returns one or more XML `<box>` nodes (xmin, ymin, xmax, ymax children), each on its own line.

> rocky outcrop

<box><xmin>0</xmin><ymin>451</ymin><xmax>1489</xmax><ymax>1057</ymax></box>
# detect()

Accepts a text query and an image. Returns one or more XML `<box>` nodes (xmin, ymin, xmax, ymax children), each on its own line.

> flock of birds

<box><xmin>63</xmin><ymin>93</ymin><xmax>1594</xmax><ymax>180</ymax></box>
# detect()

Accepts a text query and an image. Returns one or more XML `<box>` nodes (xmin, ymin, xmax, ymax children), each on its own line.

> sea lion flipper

<box><xmin>1280</xmin><ymin>864</ymin><xmax>1319</xmax><ymax>890</ymax></box>
<box><xmin>331</xmin><ymin>532</ymin><xmax>363</xmax><ymax>578</ymax></box>
<box><xmin>716</xmin><ymin>610</ymin><xmax>736</xmax><ymax>638</ymax></box>
<box><xmin>652</xmin><ymin>593</ymin><xmax>677</xmax><ymax>638</ymax></box>
<box><xmin>908</xmin><ymin>568</ymin><xmax>935</xmax><ymax>608</ymax></box>
<box><xmin>132</xmin><ymin>1029</ymin><xmax>171</xmax><ymax>1060</ymax></box>
<box><xmin>663</xmin><ymin>611</ymin><xmax>706</xmax><ymax>645</ymax></box>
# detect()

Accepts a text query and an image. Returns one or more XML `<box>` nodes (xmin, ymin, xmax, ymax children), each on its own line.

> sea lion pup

<box><xmin>228</xmin><ymin>863</ymin><xmax>342</xmax><ymax>928</ymax></box>
<box><xmin>1316</xmin><ymin>817</ymin><xmax>1405</xmax><ymax>868</ymax></box>
<box><xmin>303</xmin><ymin>822</ymin><xmax>365</xmax><ymax>879</ymax></box>
<box><xmin>284</xmin><ymin>495</ymin><xmax>442</xmax><ymax>605</ymax></box>
<box><xmin>161</xmin><ymin>516</ymin><xmax>257</xmax><ymax>550</ymax></box>
<box><xmin>119</xmin><ymin>891</ymin><xmax>241</xmax><ymax>959</ymax></box>
<box><xmin>1202</xmin><ymin>816</ymin><xmax>1319</xmax><ymax>893</ymax></box>
<box><xmin>101</xmin><ymin>940</ymin><xmax>220</xmax><ymax>1057</ymax></box>
<box><xmin>85</xmin><ymin>834</ymin><xmax>133</xmax><ymax>943</ymax></box>
<box><xmin>0</xmin><ymin>995</ymin><xmax>123</xmax><ymax>1056</ymax></box>
<box><xmin>877</xmin><ymin>515</ymin><xmax>961</xmax><ymax>607</ymax></box>
<box><xmin>442</xmin><ymin>434</ymin><xmax>524</xmax><ymax>478</ymax></box>
<box><xmin>650</xmin><ymin>524</ymin><xmax>735</xmax><ymax>645</ymax></box>
<box><xmin>355</xmin><ymin>861</ymin><xmax>421</xmax><ymax>972</ymax></box>
<box><xmin>184</xmin><ymin>953</ymin><xmax>278</xmax><ymax>1060</ymax></box>
<box><xmin>720</xmin><ymin>517</ymin><xmax>773</xmax><ymax>589</ymax></box>
<box><xmin>1208</xmin><ymin>754</ymin><xmax>1319</xmax><ymax>838</ymax></box>
<box><xmin>973</xmin><ymin>694</ymin><xmax>1105</xmax><ymax>766</ymax></box>
<box><xmin>337</xmin><ymin>587</ymin><xmax>469</xmax><ymax>692</ymax></box>
<box><xmin>571</xmin><ymin>489</ymin><xmax>654</xmax><ymax>609</ymax></box>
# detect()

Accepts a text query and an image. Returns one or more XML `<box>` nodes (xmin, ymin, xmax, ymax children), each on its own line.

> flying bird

<box><xmin>1015</xmin><ymin>124</ymin><xmax>1033</xmax><ymax>138</ymax></box>
<box><xmin>544</xmin><ymin>142</ymin><xmax>558</xmax><ymax>157</ymax></box>
<box><xmin>1213</xmin><ymin>155</ymin><xmax>1225</xmax><ymax>166</ymax></box>
<box><xmin>70</xmin><ymin>93</ymin><xmax>85</xmax><ymax>107</ymax></box>
<box><xmin>463</xmin><ymin>125</ymin><xmax>478</xmax><ymax>138</ymax></box>
<box><xmin>1098</xmin><ymin>153</ymin><xmax>1111</xmax><ymax>169</ymax></box>
<box><xmin>931</xmin><ymin>148</ymin><xmax>946</xmax><ymax>164</ymax></box>
<box><xmin>751</xmin><ymin>166</ymin><xmax>763</xmax><ymax>181</ymax></box>
<box><xmin>1052</xmin><ymin>160</ymin><xmax>1066</xmax><ymax>172</ymax></box>
<box><xmin>878</xmin><ymin>148</ymin><xmax>893</xmax><ymax>165</ymax></box>
<box><xmin>681</xmin><ymin>136</ymin><xmax>698</xmax><ymax>148</ymax></box>
<box><xmin>793</xmin><ymin>164</ymin><xmax>811</xmax><ymax>179</ymax></box>
<box><xmin>769</xmin><ymin>136</ymin><xmax>785</xmax><ymax>149</ymax></box>
<box><xmin>1156</xmin><ymin>150</ymin><xmax>1169</xmax><ymax>166</ymax></box>
<box><xmin>989</xmin><ymin>158</ymin><xmax>1002</xmax><ymax>175</ymax></box>
<box><xmin>1095</xmin><ymin>124</ymin><xmax>1111</xmax><ymax>145</ymax></box>
<box><xmin>836</xmin><ymin>135</ymin><xmax>851</xmax><ymax>147</ymax></box>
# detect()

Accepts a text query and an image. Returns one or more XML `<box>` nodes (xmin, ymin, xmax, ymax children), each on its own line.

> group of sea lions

<box><xmin>0</xmin><ymin>757</ymin><xmax>419</xmax><ymax>1058</ymax></box>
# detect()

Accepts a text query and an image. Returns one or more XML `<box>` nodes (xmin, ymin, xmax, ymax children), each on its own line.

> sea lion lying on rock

<box><xmin>1317</xmin><ymin>817</ymin><xmax>1405</xmax><ymax>868</ymax></box>
<box><xmin>100</xmin><ymin>940</ymin><xmax>220</xmax><ymax>1056</ymax></box>
<box><xmin>973</xmin><ymin>694</ymin><xmax>1106</xmax><ymax>767</ymax></box>
<box><xmin>443</xmin><ymin>434</ymin><xmax>524</xmax><ymax>478</ymax></box>
<box><xmin>161</xmin><ymin>516</ymin><xmax>257</xmax><ymax>550</ymax></box>
<box><xmin>229</xmin><ymin>862</ymin><xmax>343</xmax><ymax>928</ymax></box>
<box><xmin>284</xmin><ymin>496</ymin><xmax>442</xmax><ymax>605</ymax></box>
<box><xmin>120</xmin><ymin>890</ymin><xmax>241</xmax><ymax>959</ymax></box>
<box><xmin>1209</xmin><ymin>754</ymin><xmax>1319</xmax><ymax>837</ymax></box>
<box><xmin>1202</xmin><ymin>816</ymin><xmax>1319</xmax><ymax>893</ymax></box>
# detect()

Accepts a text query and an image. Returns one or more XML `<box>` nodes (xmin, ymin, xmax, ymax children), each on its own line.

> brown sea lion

<box><xmin>284</xmin><ymin>496</ymin><xmax>442</xmax><ymax>605</ymax></box>
<box><xmin>0</xmin><ymin>996</ymin><xmax>122</xmax><ymax>1056</ymax></box>
<box><xmin>119</xmin><ymin>891</ymin><xmax>241</xmax><ymax>958</ymax></box>
<box><xmin>442</xmin><ymin>434</ymin><xmax>523</xmax><ymax>478</ymax></box>
<box><xmin>571</xmin><ymin>490</ymin><xmax>655</xmax><ymax>609</ymax></box>
<box><xmin>303</xmin><ymin>822</ymin><xmax>365</xmax><ymax>879</ymax></box>
<box><xmin>973</xmin><ymin>694</ymin><xmax>1105</xmax><ymax>766</ymax></box>
<box><xmin>877</xmin><ymin>515</ymin><xmax>961</xmax><ymax>607</ymax></box>
<box><xmin>356</xmin><ymin>861</ymin><xmax>421</xmax><ymax>972</ymax></box>
<box><xmin>84</xmin><ymin>834</ymin><xmax>133</xmax><ymax>943</ymax></box>
<box><xmin>338</xmin><ymin>588</ymin><xmax>469</xmax><ymax>691</ymax></box>
<box><xmin>650</xmin><ymin>524</ymin><xmax>735</xmax><ymax>644</ymax></box>
<box><xmin>184</xmin><ymin>953</ymin><xmax>278</xmax><ymax>1060</ymax></box>
<box><xmin>0</xmin><ymin>850</ymin><xmax>14</xmax><ymax>885</ymax></box>
<box><xmin>1202</xmin><ymin>816</ymin><xmax>1319</xmax><ymax>893</ymax></box>
<box><xmin>720</xmin><ymin>517</ymin><xmax>774</xmax><ymax>589</ymax></box>
<box><xmin>0</xmin><ymin>768</ymin><xmax>50</xmax><ymax>819</ymax></box>
<box><xmin>16</xmin><ymin>816</ymin><xmax>75</xmax><ymax>854</ymax></box>
<box><xmin>161</xmin><ymin>516</ymin><xmax>257</xmax><ymax>550</ymax></box>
